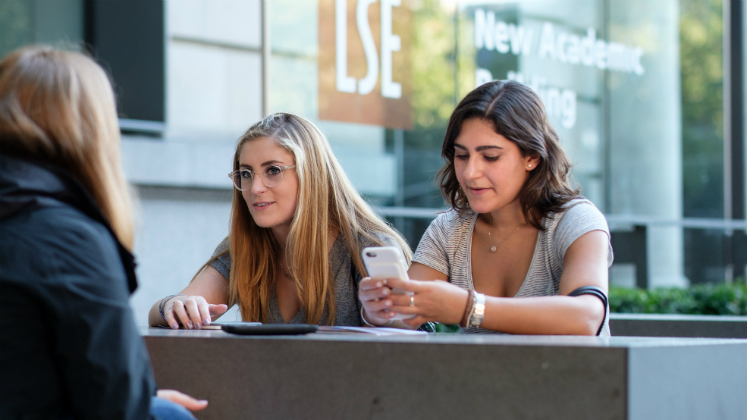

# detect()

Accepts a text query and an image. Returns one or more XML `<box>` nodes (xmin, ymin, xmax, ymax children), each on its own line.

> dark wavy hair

<box><xmin>437</xmin><ymin>80</ymin><xmax>579</xmax><ymax>230</ymax></box>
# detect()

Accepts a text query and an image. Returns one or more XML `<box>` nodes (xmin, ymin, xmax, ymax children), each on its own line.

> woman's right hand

<box><xmin>156</xmin><ymin>389</ymin><xmax>208</xmax><ymax>411</ymax></box>
<box><xmin>161</xmin><ymin>295</ymin><xmax>228</xmax><ymax>330</ymax></box>
<box><xmin>358</xmin><ymin>277</ymin><xmax>397</xmax><ymax>326</ymax></box>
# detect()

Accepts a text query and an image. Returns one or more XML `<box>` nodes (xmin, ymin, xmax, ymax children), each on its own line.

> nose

<box><xmin>250</xmin><ymin>175</ymin><xmax>267</xmax><ymax>194</ymax></box>
<box><xmin>462</xmin><ymin>156</ymin><xmax>482</xmax><ymax>180</ymax></box>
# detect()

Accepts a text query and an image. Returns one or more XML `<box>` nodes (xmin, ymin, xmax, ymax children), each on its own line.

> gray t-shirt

<box><xmin>412</xmin><ymin>198</ymin><xmax>614</xmax><ymax>336</ymax></box>
<box><xmin>210</xmin><ymin>233</ymin><xmax>399</xmax><ymax>326</ymax></box>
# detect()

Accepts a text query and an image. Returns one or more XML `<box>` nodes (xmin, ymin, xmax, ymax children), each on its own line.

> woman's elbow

<box><xmin>576</xmin><ymin>319</ymin><xmax>600</xmax><ymax>336</ymax></box>
<box><xmin>560</xmin><ymin>294</ymin><xmax>605</xmax><ymax>336</ymax></box>
<box><xmin>562</xmin><ymin>317</ymin><xmax>600</xmax><ymax>336</ymax></box>
<box><xmin>575</xmin><ymin>306</ymin><xmax>605</xmax><ymax>336</ymax></box>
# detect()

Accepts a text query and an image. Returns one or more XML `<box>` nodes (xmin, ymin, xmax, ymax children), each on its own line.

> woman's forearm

<box><xmin>478</xmin><ymin>294</ymin><xmax>605</xmax><ymax>336</ymax></box>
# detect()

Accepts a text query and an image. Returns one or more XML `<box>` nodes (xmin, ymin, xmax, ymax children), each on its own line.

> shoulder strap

<box><xmin>568</xmin><ymin>286</ymin><xmax>608</xmax><ymax>336</ymax></box>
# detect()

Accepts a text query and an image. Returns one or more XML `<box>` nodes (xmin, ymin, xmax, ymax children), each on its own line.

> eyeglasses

<box><xmin>228</xmin><ymin>165</ymin><xmax>295</xmax><ymax>190</ymax></box>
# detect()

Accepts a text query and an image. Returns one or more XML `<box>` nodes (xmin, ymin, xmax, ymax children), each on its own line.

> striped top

<box><xmin>412</xmin><ymin>198</ymin><xmax>613</xmax><ymax>336</ymax></box>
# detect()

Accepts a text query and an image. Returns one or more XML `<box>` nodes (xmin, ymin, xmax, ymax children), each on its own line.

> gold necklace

<box><xmin>487</xmin><ymin>216</ymin><xmax>526</xmax><ymax>253</ymax></box>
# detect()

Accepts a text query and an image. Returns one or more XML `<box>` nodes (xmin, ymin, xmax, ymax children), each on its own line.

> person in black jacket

<box><xmin>0</xmin><ymin>46</ymin><xmax>207</xmax><ymax>419</ymax></box>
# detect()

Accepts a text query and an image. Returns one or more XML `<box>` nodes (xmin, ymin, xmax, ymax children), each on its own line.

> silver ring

<box><xmin>409</xmin><ymin>294</ymin><xmax>415</xmax><ymax>307</ymax></box>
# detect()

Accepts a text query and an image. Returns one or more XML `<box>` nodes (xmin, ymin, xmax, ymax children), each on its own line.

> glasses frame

<box><xmin>228</xmin><ymin>165</ymin><xmax>296</xmax><ymax>191</ymax></box>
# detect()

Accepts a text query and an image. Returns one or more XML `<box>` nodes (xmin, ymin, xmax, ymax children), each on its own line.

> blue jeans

<box><xmin>151</xmin><ymin>396</ymin><xmax>196</xmax><ymax>420</ymax></box>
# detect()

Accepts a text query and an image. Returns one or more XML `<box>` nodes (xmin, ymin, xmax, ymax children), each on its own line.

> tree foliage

<box><xmin>679</xmin><ymin>0</ymin><xmax>724</xmax><ymax>218</ymax></box>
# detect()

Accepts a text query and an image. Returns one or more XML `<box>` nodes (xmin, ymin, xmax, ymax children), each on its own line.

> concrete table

<box><xmin>141</xmin><ymin>328</ymin><xmax>747</xmax><ymax>420</ymax></box>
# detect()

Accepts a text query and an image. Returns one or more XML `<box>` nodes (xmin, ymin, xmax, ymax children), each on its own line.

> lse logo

<box><xmin>319</xmin><ymin>0</ymin><xmax>412</xmax><ymax>129</ymax></box>
<box><xmin>335</xmin><ymin>0</ymin><xmax>402</xmax><ymax>98</ymax></box>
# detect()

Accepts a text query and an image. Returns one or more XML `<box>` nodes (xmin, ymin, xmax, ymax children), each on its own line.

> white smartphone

<box><xmin>361</xmin><ymin>246</ymin><xmax>415</xmax><ymax>320</ymax></box>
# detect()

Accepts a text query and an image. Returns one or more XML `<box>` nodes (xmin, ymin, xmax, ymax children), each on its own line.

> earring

<box><xmin>528</xmin><ymin>164</ymin><xmax>532</xmax><ymax>168</ymax></box>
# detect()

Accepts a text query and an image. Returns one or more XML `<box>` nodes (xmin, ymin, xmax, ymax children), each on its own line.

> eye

<box><xmin>455</xmin><ymin>154</ymin><xmax>469</xmax><ymax>161</ymax></box>
<box><xmin>239</xmin><ymin>169</ymin><xmax>253</xmax><ymax>179</ymax></box>
<box><xmin>484</xmin><ymin>155</ymin><xmax>499</xmax><ymax>162</ymax></box>
<box><xmin>266</xmin><ymin>166</ymin><xmax>283</xmax><ymax>176</ymax></box>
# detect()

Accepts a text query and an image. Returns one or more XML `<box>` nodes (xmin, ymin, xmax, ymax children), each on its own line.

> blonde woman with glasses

<box><xmin>149</xmin><ymin>113</ymin><xmax>411</xmax><ymax>328</ymax></box>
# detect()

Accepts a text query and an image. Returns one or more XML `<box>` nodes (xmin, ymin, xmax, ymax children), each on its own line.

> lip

<box><xmin>467</xmin><ymin>187</ymin><xmax>492</xmax><ymax>196</ymax></box>
<box><xmin>252</xmin><ymin>201</ymin><xmax>275</xmax><ymax>211</ymax></box>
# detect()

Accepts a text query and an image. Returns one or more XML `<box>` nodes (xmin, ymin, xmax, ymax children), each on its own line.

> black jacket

<box><xmin>0</xmin><ymin>153</ymin><xmax>156</xmax><ymax>419</ymax></box>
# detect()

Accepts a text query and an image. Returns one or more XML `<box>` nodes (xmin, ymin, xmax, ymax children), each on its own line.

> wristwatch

<box><xmin>467</xmin><ymin>292</ymin><xmax>486</xmax><ymax>328</ymax></box>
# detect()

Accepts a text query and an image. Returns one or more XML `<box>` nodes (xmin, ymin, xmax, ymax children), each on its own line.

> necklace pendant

<box><xmin>490</xmin><ymin>245</ymin><xmax>496</xmax><ymax>253</ymax></box>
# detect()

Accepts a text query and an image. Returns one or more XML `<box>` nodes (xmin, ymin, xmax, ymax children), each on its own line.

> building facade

<box><xmin>1</xmin><ymin>0</ymin><xmax>745</xmax><ymax>326</ymax></box>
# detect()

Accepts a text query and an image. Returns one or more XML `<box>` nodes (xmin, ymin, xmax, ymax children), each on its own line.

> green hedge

<box><xmin>610</xmin><ymin>280</ymin><xmax>747</xmax><ymax>315</ymax></box>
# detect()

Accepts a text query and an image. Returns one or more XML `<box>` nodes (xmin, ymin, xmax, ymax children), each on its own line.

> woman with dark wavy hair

<box><xmin>359</xmin><ymin>80</ymin><xmax>613</xmax><ymax>336</ymax></box>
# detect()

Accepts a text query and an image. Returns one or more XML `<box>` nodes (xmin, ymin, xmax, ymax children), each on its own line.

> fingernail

<box><xmin>389</xmin><ymin>312</ymin><xmax>396</xmax><ymax>317</ymax></box>
<box><xmin>385</xmin><ymin>300</ymin><xmax>392</xmax><ymax>307</ymax></box>
<box><xmin>376</xmin><ymin>282</ymin><xmax>382</xmax><ymax>288</ymax></box>
<box><xmin>187</xmin><ymin>322</ymin><xmax>193</xmax><ymax>329</ymax></box>
<box><xmin>382</xmin><ymin>288</ymin><xmax>389</xmax><ymax>295</ymax></box>
<box><xmin>204</xmin><ymin>318</ymin><xmax>211</xmax><ymax>325</ymax></box>
<box><xmin>195</xmin><ymin>322</ymin><xmax>202</xmax><ymax>330</ymax></box>
<box><xmin>382</xmin><ymin>279</ymin><xmax>388</xmax><ymax>285</ymax></box>
<box><xmin>171</xmin><ymin>323</ymin><xmax>179</xmax><ymax>329</ymax></box>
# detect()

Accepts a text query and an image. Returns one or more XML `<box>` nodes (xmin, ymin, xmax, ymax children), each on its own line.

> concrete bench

<box><xmin>142</xmin><ymin>327</ymin><xmax>747</xmax><ymax>420</ymax></box>
<box><xmin>610</xmin><ymin>313</ymin><xmax>747</xmax><ymax>338</ymax></box>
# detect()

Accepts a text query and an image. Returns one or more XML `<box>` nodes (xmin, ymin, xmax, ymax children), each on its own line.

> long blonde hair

<box><xmin>0</xmin><ymin>46</ymin><xmax>135</xmax><ymax>249</ymax></box>
<box><xmin>220</xmin><ymin>113</ymin><xmax>411</xmax><ymax>324</ymax></box>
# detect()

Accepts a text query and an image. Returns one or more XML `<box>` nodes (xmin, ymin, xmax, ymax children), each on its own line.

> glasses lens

<box><xmin>231</xmin><ymin>172</ymin><xmax>242</xmax><ymax>190</ymax></box>
<box><xmin>263</xmin><ymin>166</ymin><xmax>283</xmax><ymax>188</ymax></box>
<box><xmin>231</xmin><ymin>170</ymin><xmax>254</xmax><ymax>190</ymax></box>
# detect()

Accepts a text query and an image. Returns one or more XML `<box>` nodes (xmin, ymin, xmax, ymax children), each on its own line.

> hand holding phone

<box><xmin>361</xmin><ymin>246</ymin><xmax>415</xmax><ymax>320</ymax></box>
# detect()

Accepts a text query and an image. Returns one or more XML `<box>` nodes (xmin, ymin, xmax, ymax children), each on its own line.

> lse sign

<box><xmin>319</xmin><ymin>0</ymin><xmax>412</xmax><ymax>129</ymax></box>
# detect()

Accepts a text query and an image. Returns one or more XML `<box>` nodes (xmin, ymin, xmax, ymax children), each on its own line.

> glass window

<box><xmin>267</xmin><ymin>0</ymin><xmax>733</xmax><ymax>287</ymax></box>
<box><xmin>0</xmin><ymin>0</ymin><xmax>84</xmax><ymax>58</ymax></box>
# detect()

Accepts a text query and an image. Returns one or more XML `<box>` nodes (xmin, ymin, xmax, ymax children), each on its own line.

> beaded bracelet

<box><xmin>158</xmin><ymin>294</ymin><xmax>186</xmax><ymax>322</ymax></box>
<box><xmin>361</xmin><ymin>306</ymin><xmax>394</xmax><ymax>327</ymax></box>
<box><xmin>459</xmin><ymin>290</ymin><xmax>476</xmax><ymax>328</ymax></box>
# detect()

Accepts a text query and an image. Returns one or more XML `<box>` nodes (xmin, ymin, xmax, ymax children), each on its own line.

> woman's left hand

<box><xmin>382</xmin><ymin>276</ymin><xmax>470</xmax><ymax>327</ymax></box>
